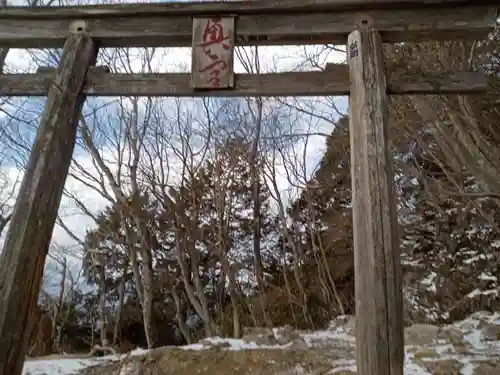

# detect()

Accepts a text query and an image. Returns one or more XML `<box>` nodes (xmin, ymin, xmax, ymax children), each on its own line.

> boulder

<box><xmin>439</xmin><ymin>326</ymin><xmax>466</xmax><ymax>346</ymax></box>
<box><xmin>329</xmin><ymin>315</ymin><xmax>356</xmax><ymax>333</ymax></box>
<box><xmin>405</xmin><ymin>324</ymin><xmax>440</xmax><ymax>346</ymax></box>
<box><xmin>471</xmin><ymin>361</ymin><xmax>499</xmax><ymax>375</ymax></box>
<box><xmin>286</xmin><ymin>337</ymin><xmax>309</xmax><ymax>351</ymax></box>
<box><xmin>275</xmin><ymin>325</ymin><xmax>301</xmax><ymax>345</ymax></box>
<box><xmin>424</xmin><ymin>359</ymin><xmax>462</xmax><ymax>375</ymax></box>
<box><xmin>344</xmin><ymin>316</ymin><xmax>356</xmax><ymax>334</ymax></box>
<box><xmin>481</xmin><ymin>323</ymin><xmax>500</xmax><ymax>341</ymax></box>
<box><xmin>410</xmin><ymin>347</ymin><xmax>439</xmax><ymax>359</ymax></box>
<box><xmin>199</xmin><ymin>339</ymin><xmax>231</xmax><ymax>350</ymax></box>
<box><xmin>242</xmin><ymin>327</ymin><xmax>278</xmax><ymax>346</ymax></box>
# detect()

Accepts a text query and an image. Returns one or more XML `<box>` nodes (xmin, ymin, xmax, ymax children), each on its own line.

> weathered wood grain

<box><xmin>0</xmin><ymin>0</ymin><xmax>497</xmax><ymax>19</ymax></box>
<box><xmin>191</xmin><ymin>16</ymin><xmax>235</xmax><ymax>89</ymax></box>
<box><xmin>388</xmin><ymin>72</ymin><xmax>491</xmax><ymax>94</ymax></box>
<box><xmin>0</xmin><ymin>32</ymin><xmax>97</xmax><ymax>375</ymax></box>
<box><xmin>348</xmin><ymin>28</ymin><xmax>404</xmax><ymax>375</ymax></box>
<box><xmin>36</xmin><ymin>65</ymin><xmax>110</xmax><ymax>74</ymax></box>
<box><xmin>0</xmin><ymin>67</ymin><xmax>489</xmax><ymax>97</ymax></box>
<box><xmin>0</xmin><ymin>6</ymin><xmax>495</xmax><ymax>48</ymax></box>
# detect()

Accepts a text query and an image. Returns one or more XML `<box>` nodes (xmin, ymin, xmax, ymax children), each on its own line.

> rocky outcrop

<box><xmin>239</xmin><ymin>325</ymin><xmax>307</xmax><ymax>349</ymax></box>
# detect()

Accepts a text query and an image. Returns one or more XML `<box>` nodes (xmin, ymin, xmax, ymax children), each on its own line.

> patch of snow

<box><xmin>128</xmin><ymin>348</ymin><xmax>148</xmax><ymax>356</ymax></box>
<box><xmin>303</xmin><ymin>328</ymin><xmax>355</xmax><ymax>344</ymax></box>
<box><xmin>478</xmin><ymin>272</ymin><xmax>497</xmax><ymax>281</ymax></box>
<box><xmin>491</xmin><ymin>240</ymin><xmax>500</xmax><ymax>248</ymax></box>
<box><xmin>420</xmin><ymin>271</ymin><xmax>437</xmax><ymax>293</ymax></box>
<box><xmin>22</xmin><ymin>350</ymin><xmax>146</xmax><ymax>375</ymax></box>
<box><xmin>459</xmin><ymin>360</ymin><xmax>475</xmax><ymax>375</ymax></box>
<box><xmin>181</xmin><ymin>336</ymin><xmax>288</xmax><ymax>351</ymax></box>
<box><xmin>23</xmin><ymin>358</ymin><xmax>105</xmax><ymax>375</ymax></box>
<box><xmin>22</xmin><ymin>312</ymin><xmax>500</xmax><ymax>375</ymax></box>
<box><xmin>329</xmin><ymin>359</ymin><xmax>356</xmax><ymax>373</ymax></box>
<box><xmin>467</xmin><ymin>289</ymin><xmax>482</xmax><ymax>298</ymax></box>
<box><xmin>404</xmin><ymin>362</ymin><xmax>432</xmax><ymax>375</ymax></box>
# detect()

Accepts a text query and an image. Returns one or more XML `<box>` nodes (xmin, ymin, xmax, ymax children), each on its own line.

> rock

<box><xmin>332</xmin><ymin>315</ymin><xmax>351</xmax><ymax>326</ymax></box>
<box><xmin>405</xmin><ymin>324</ymin><xmax>440</xmax><ymax>346</ymax></box>
<box><xmin>242</xmin><ymin>327</ymin><xmax>278</xmax><ymax>346</ymax></box>
<box><xmin>329</xmin><ymin>315</ymin><xmax>356</xmax><ymax>333</ymax></box>
<box><xmin>424</xmin><ymin>359</ymin><xmax>462</xmax><ymax>375</ymax></box>
<box><xmin>459</xmin><ymin>311</ymin><xmax>493</xmax><ymax>332</ymax></box>
<box><xmin>411</xmin><ymin>347</ymin><xmax>438</xmax><ymax>359</ymax></box>
<box><xmin>212</xmin><ymin>341</ymin><xmax>232</xmax><ymax>350</ymax></box>
<box><xmin>275</xmin><ymin>325</ymin><xmax>301</xmax><ymax>345</ymax></box>
<box><xmin>286</xmin><ymin>337</ymin><xmax>309</xmax><ymax>351</ymax></box>
<box><xmin>454</xmin><ymin>344</ymin><xmax>471</xmax><ymax>354</ymax></box>
<box><xmin>199</xmin><ymin>339</ymin><xmax>231</xmax><ymax>349</ymax></box>
<box><xmin>146</xmin><ymin>346</ymin><xmax>175</xmax><ymax>362</ymax></box>
<box><xmin>439</xmin><ymin>326</ymin><xmax>466</xmax><ymax>346</ymax></box>
<box><xmin>471</xmin><ymin>311</ymin><xmax>493</xmax><ymax>323</ymax></box>
<box><xmin>481</xmin><ymin>323</ymin><xmax>500</xmax><ymax>341</ymax></box>
<box><xmin>117</xmin><ymin>360</ymin><xmax>143</xmax><ymax>375</ymax></box>
<box><xmin>471</xmin><ymin>361</ymin><xmax>499</xmax><ymax>375</ymax></box>
<box><xmin>344</xmin><ymin>316</ymin><xmax>356</xmax><ymax>334</ymax></box>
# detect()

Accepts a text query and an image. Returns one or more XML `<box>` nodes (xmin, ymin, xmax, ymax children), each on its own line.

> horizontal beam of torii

<box><xmin>0</xmin><ymin>1</ymin><xmax>496</xmax><ymax>48</ymax></box>
<box><xmin>0</xmin><ymin>65</ymin><xmax>487</xmax><ymax>97</ymax></box>
<box><xmin>0</xmin><ymin>0</ymin><xmax>497</xmax><ymax>17</ymax></box>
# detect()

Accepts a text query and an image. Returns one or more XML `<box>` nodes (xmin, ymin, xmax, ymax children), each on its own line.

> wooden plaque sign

<box><xmin>191</xmin><ymin>16</ymin><xmax>235</xmax><ymax>89</ymax></box>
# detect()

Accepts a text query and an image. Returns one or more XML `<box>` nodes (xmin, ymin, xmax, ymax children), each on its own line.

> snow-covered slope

<box><xmin>22</xmin><ymin>311</ymin><xmax>500</xmax><ymax>375</ymax></box>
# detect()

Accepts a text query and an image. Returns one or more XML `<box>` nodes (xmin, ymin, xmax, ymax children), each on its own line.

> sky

<box><xmin>0</xmin><ymin>0</ymin><xmax>348</xmax><ymax>290</ymax></box>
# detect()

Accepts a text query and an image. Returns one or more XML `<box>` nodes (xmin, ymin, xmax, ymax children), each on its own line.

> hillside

<box><xmin>23</xmin><ymin>311</ymin><xmax>500</xmax><ymax>375</ymax></box>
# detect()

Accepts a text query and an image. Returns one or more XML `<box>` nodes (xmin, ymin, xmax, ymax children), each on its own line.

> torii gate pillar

<box><xmin>348</xmin><ymin>28</ymin><xmax>404</xmax><ymax>375</ymax></box>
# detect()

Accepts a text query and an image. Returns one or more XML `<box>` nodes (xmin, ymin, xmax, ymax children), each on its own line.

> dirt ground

<box><xmin>57</xmin><ymin>314</ymin><xmax>500</xmax><ymax>375</ymax></box>
<box><xmin>79</xmin><ymin>346</ymin><xmax>355</xmax><ymax>375</ymax></box>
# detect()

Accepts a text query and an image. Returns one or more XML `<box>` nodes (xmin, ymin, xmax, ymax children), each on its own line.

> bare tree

<box><xmin>143</xmin><ymin>96</ymin><xmax>217</xmax><ymax>337</ymax></box>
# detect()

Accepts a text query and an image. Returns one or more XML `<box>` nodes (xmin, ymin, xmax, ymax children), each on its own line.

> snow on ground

<box><xmin>23</xmin><ymin>358</ymin><xmax>103</xmax><ymax>375</ymax></box>
<box><xmin>22</xmin><ymin>312</ymin><xmax>500</xmax><ymax>375</ymax></box>
<box><xmin>22</xmin><ymin>349</ymin><xmax>147</xmax><ymax>375</ymax></box>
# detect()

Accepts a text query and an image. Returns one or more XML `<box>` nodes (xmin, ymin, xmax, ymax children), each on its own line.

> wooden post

<box><xmin>347</xmin><ymin>28</ymin><xmax>404</xmax><ymax>375</ymax></box>
<box><xmin>0</xmin><ymin>31</ymin><xmax>97</xmax><ymax>375</ymax></box>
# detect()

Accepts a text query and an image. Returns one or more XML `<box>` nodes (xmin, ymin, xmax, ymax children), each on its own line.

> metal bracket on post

<box><xmin>69</xmin><ymin>20</ymin><xmax>89</xmax><ymax>33</ymax></box>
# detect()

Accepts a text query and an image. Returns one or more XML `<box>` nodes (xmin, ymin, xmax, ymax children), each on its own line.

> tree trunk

<box><xmin>112</xmin><ymin>273</ymin><xmax>126</xmax><ymax>346</ymax></box>
<box><xmin>52</xmin><ymin>258</ymin><xmax>67</xmax><ymax>351</ymax></box>
<box><xmin>175</xmin><ymin>236</ymin><xmax>214</xmax><ymax>337</ymax></box>
<box><xmin>249</xmin><ymin>97</ymin><xmax>269</xmax><ymax>326</ymax></box>
<box><xmin>139</xmin><ymin>248</ymin><xmax>157</xmax><ymax>349</ymax></box>
<box><xmin>171</xmin><ymin>285</ymin><xmax>192</xmax><ymax>344</ymax></box>
<box><xmin>98</xmin><ymin>268</ymin><xmax>107</xmax><ymax>346</ymax></box>
<box><xmin>219</xmin><ymin>256</ymin><xmax>241</xmax><ymax>338</ymax></box>
<box><xmin>124</xmin><ymin>222</ymin><xmax>157</xmax><ymax>348</ymax></box>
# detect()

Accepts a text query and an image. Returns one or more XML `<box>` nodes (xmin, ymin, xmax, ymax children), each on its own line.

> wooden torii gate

<box><xmin>0</xmin><ymin>1</ymin><xmax>497</xmax><ymax>375</ymax></box>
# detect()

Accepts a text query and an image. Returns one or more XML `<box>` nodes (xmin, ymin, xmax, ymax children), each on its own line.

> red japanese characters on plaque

<box><xmin>191</xmin><ymin>16</ymin><xmax>235</xmax><ymax>89</ymax></box>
